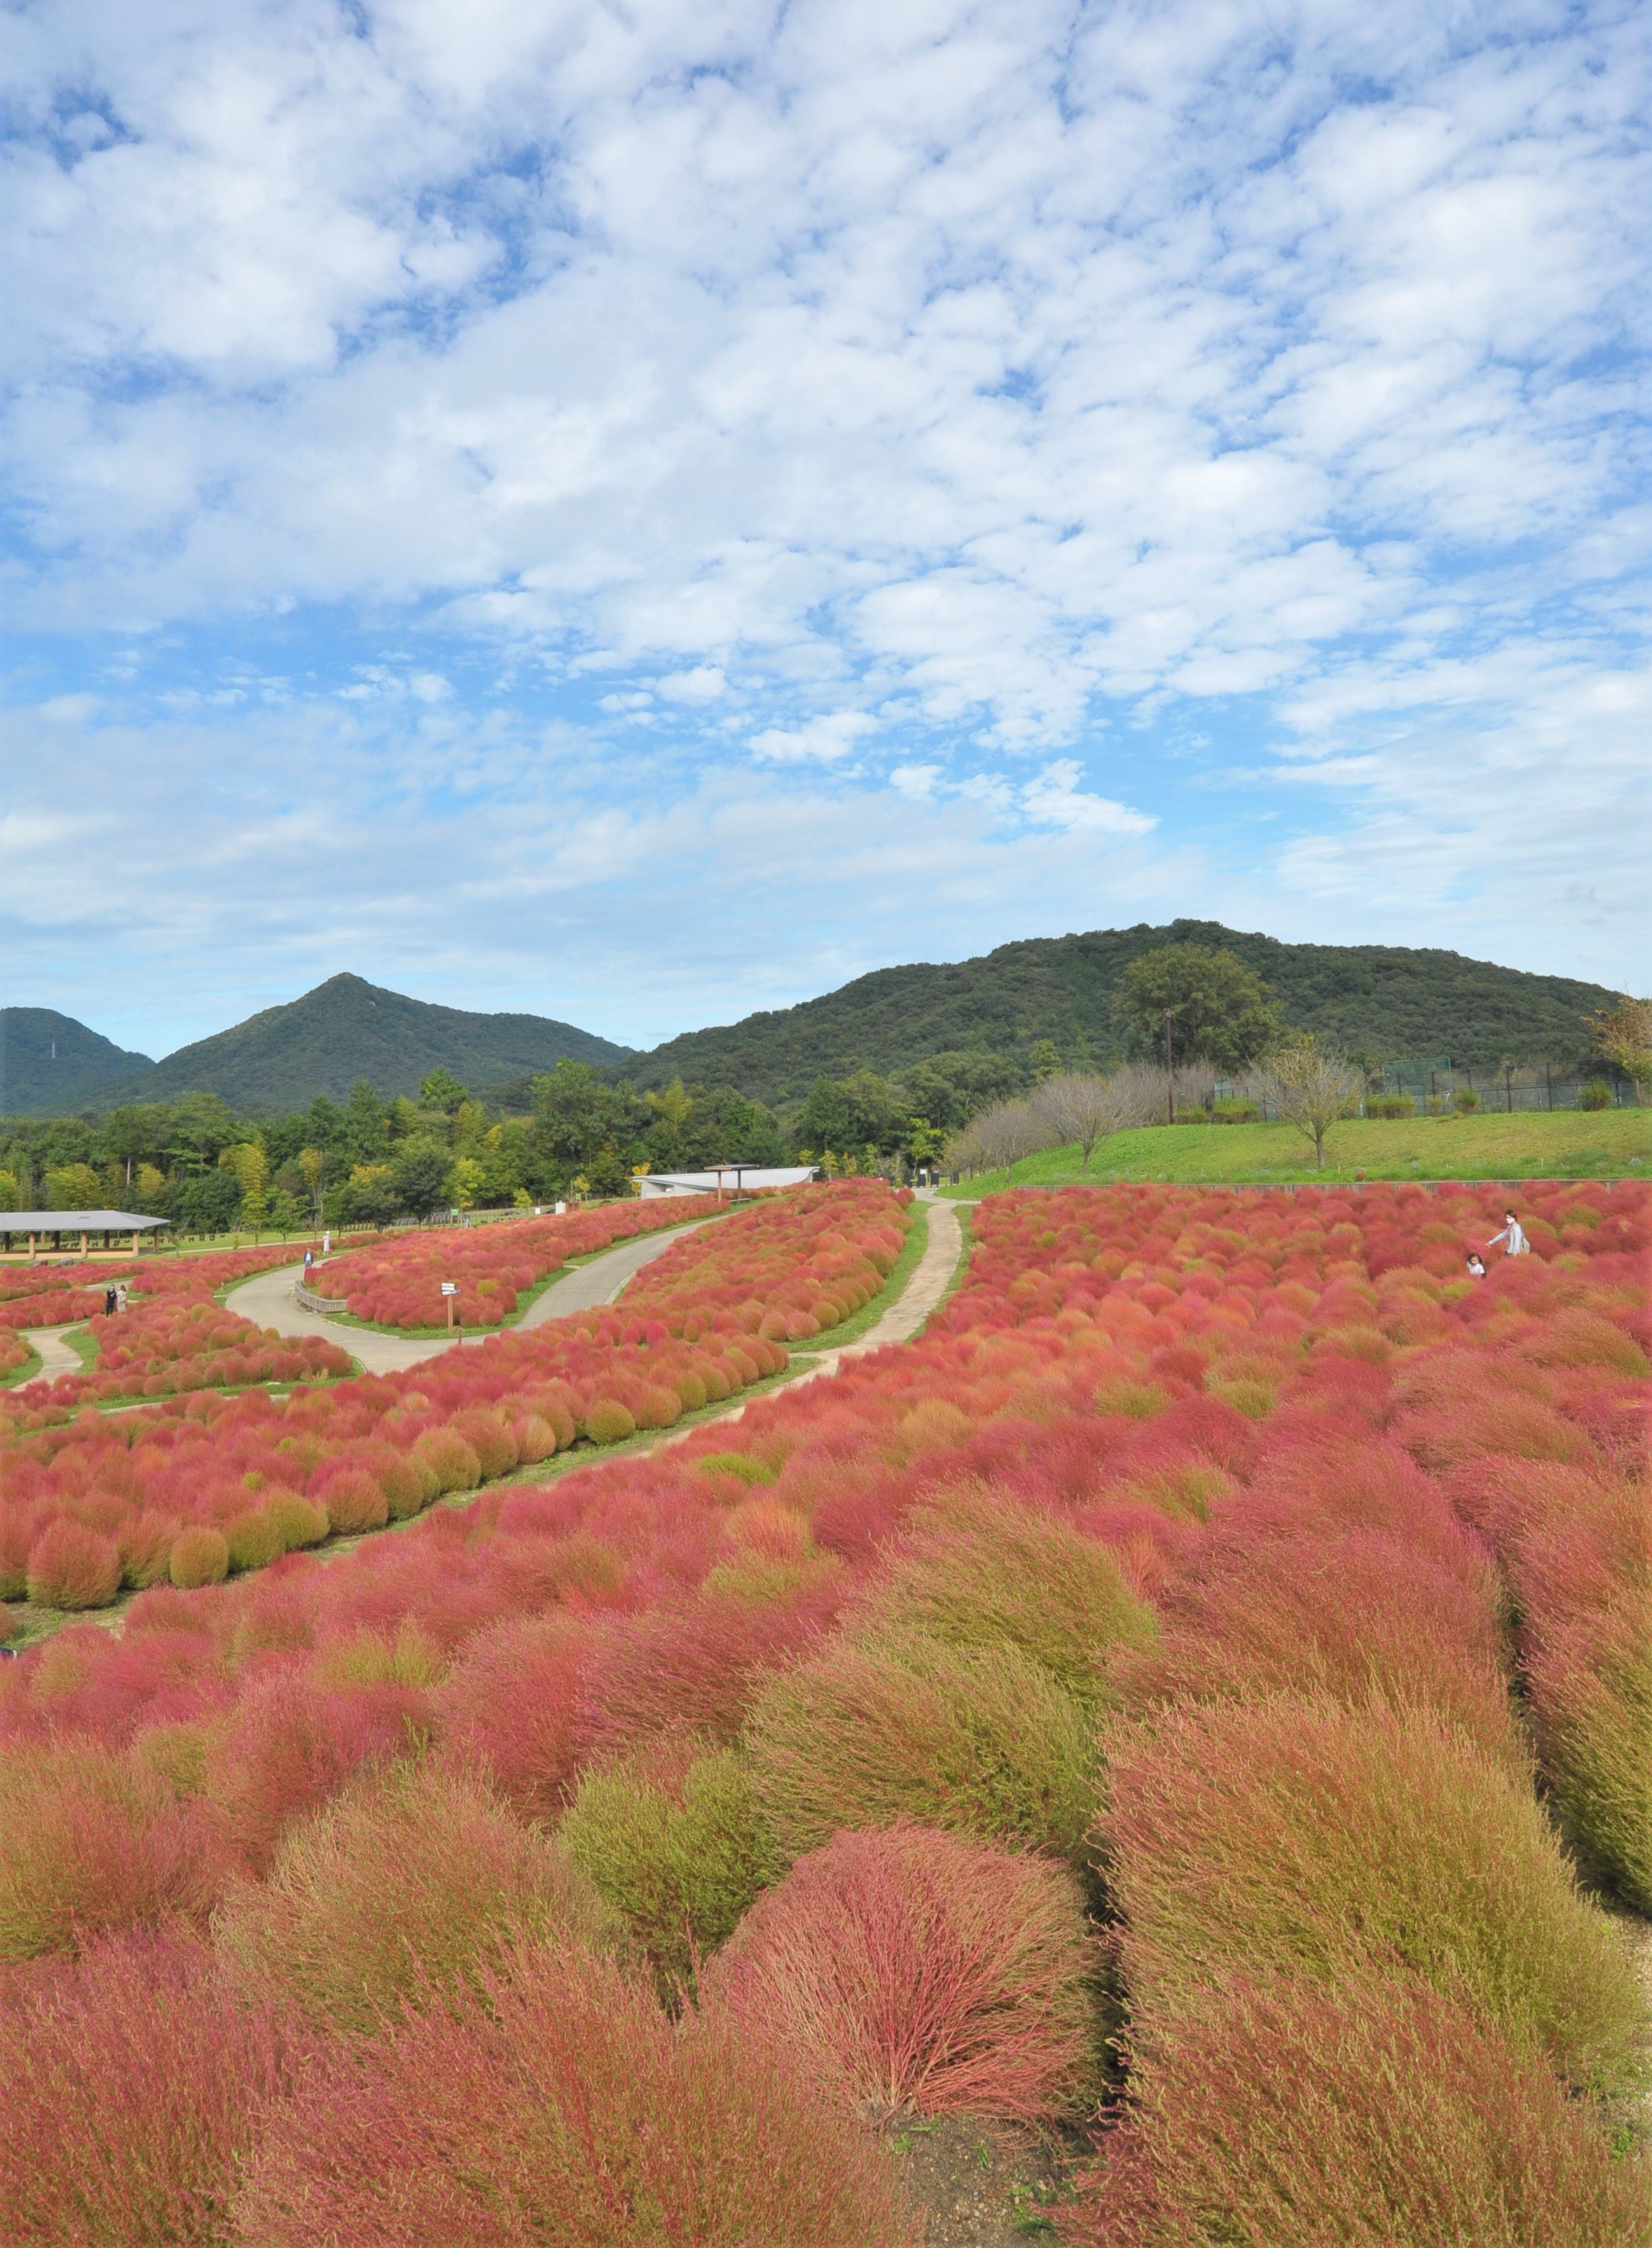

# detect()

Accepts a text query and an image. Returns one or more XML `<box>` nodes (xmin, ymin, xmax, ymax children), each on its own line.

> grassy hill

<box><xmin>624</xmin><ymin>921</ymin><xmax>1623</xmax><ymax>1105</ymax></box>
<box><xmin>0</xmin><ymin>1008</ymin><xmax>155</xmax><ymax>1116</ymax></box>
<box><xmin>82</xmin><ymin>975</ymin><xmax>631</xmax><ymax>1113</ymax></box>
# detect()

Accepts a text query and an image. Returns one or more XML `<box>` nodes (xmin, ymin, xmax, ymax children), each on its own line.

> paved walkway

<box><xmin>222</xmin><ymin>1221</ymin><xmax>709</xmax><ymax>1376</ymax></box>
<box><xmin>14</xmin><ymin>1326</ymin><xmax>84</xmax><ymax>1379</ymax></box>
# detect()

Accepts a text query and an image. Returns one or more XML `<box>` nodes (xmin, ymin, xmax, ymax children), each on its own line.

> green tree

<box><xmin>1111</xmin><ymin>944</ymin><xmax>1284</xmax><ymax>1072</ymax></box>
<box><xmin>529</xmin><ymin>1061</ymin><xmax>648</xmax><ymax>1191</ymax></box>
<box><xmin>899</xmin><ymin>1051</ymin><xmax>1022</xmax><ymax>1133</ymax></box>
<box><xmin>391</xmin><ymin>1139</ymin><xmax>453</xmax><ymax>1219</ymax></box>
<box><xmin>419</xmin><ymin>1067</ymin><xmax>470</xmax><ymax>1115</ymax></box>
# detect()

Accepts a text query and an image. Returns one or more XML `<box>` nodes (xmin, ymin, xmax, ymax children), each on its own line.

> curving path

<box><xmin>14</xmin><ymin>1326</ymin><xmax>83</xmax><ymax>1380</ymax></box>
<box><xmin>222</xmin><ymin>1221</ymin><xmax>710</xmax><ymax>1376</ymax></box>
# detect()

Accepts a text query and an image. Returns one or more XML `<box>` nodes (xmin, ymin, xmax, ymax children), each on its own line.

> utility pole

<box><xmin>1163</xmin><ymin>1007</ymin><xmax>1176</xmax><ymax>1126</ymax></box>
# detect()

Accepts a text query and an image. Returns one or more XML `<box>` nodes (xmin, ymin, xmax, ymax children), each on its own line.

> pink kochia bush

<box><xmin>0</xmin><ymin>1928</ymin><xmax>310</xmax><ymax>2248</ymax></box>
<box><xmin>702</xmin><ymin>1825</ymin><xmax>1100</xmax><ymax>2120</ymax></box>
<box><xmin>0</xmin><ymin>1178</ymin><xmax>1642</xmax><ymax>2246</ymax></box>
<box><xmin>313</xmin><ymin>1194</ymin><xmax>723</xmax><ymax>1329</ymax></box>
<box><xmin>235</xmin><ymin>1939</ymin><xmax>912</xmax><ymax>2248</ymax></box>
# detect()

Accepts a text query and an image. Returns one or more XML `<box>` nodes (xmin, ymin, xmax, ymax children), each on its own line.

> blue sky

<box><xmin>2</xmin><ymin>0</ymin><xmax>1647</xmax><ymax>1060</ymax></box>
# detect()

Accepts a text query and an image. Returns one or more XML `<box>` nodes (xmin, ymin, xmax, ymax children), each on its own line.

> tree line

<box><xmin>3</xmin><ymin>952</ymin><xmax>1645</xmax><ymax>1223</ymax></box>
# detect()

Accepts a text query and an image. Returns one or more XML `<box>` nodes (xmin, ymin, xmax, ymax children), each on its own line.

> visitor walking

<box><xmin>1487</xmin><ymin>1209</ymin><xmax>1529</xmax><ymax>1258</ymax></box>
<box><xmin>104</xmin><ymin>1286</ymin><xmax>118</xmax><ymax>1316</ymax></box>
<box><xmin>115</xmin><ymin>1283</ymin><xmax>127</xmax><ymax>1312</ymax></box>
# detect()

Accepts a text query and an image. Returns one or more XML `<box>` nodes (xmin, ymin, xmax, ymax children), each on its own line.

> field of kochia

<box><xmin>0</xmin><ymin>1176</ymin><xmax>1647</xmax><ymax>2245</ymax></box>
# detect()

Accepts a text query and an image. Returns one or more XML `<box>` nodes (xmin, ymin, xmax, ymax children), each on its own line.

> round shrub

<box><xmin>117</xmin><ymin>1510</ymin><xmax>179</xmax><ymax>1591</ymax></box>
<box><xmin>561</xmin><ymin>1741</ymin><xmax>780</xmax><ymax>1989</ymax></box>
<box><xmin>851</xmin><ymin>1485</ymin><xmax>1156</xmax><ymax>1712</ymax></box>
<box><xmin>584</xmin><ymin>1398</ymin><xmax>637</xmax><ymax>1445</ymax></box>
<box><xmin>636</xmin><ymin>1382</ymin><xmax>684</xmax><ymax>1430</ymax></box>
<box><xmin>702</xmin><ymin>1824</ymin><xmax>1100</xmax><ymax>2121</ymax></box>
<box><xmin>265</xmin><ymin>1491</ymin><xmax>329</xmax><ymax>1550</ymax></box>
<box><xmin>316</xmin><ymin>1469</ymin><xmax>388</xmax><ymax>1535</ymax></box>
<box><xmin>1067</xmin><ymin>1971</ymin><xmax>1652</xmax><ymax>2248</ymax></box>
<box><xmin>224</xmin><ymin>1507</ymin><xmax>285</xmax><ymax>1574</ymax></box>
<box><xmin>674</xmin><ymin>1370</ymin><xmax>709</xmax><ymax>1411</ymax></box>
<box><xmin>1527</xmin><ymin>1591</ymin><xmax>1652</xmax><ymax>1913</ymax></box>
<box><xmin>26</xmin><ymin>1520</ymin><xmax>122</xmax><ymax>1611</ymax></box>
<box><xmin>233</xmin><ymin>1940</ymin><xmax>908</xmax><ymax>2248</ymax></box>
<box><xmin>409</xmin><ymin>1426</ymin><xmax>483</xmax><ymax>1493</ymax></box>
<box><xmin>0</xmin><ymin>1739</ymin><xmax>228</xmax><ymax>1960</ymax></box>
<box><xmin>217</xmin><ymin>1761</ymin><xmax>618</xmax><ymax>2034</ymax></box>
<box><xmin>511</xmin><ymin>1412</ymin><xmax>557</xmax><ymax>1464</ymax></box>
<box><xmin>447</xmin><ymin>1409</ymin><xmax>518</xmax><ymax>1479</ymax></box>
<box><xmin>377</xmin><ymin>1454</ymin><xmax>429</xmax><ymax>1519</ymax></box>
<box><xmin>747</xmin><ymin>1628</ymin><xmax>1098</xmax><ymax>1866</ymax></box>
<box><xmin>1102</xmin><ymin>1693</ymin><xmax>1647</xmax><ymax>2098</ymax></box>
<box><xmin>168</xmin><ymin>1525</ymin><xmax>230</xmax><ymax>1589</ymax></box>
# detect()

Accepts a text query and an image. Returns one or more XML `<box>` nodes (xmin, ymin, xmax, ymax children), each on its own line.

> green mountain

<box><xmin>81</xmin><ymin>975</ymin><xmax>630</xmax><ymax>1113</ymax></box>
<box><xmin>0</xmin><ymin>1008</ymin><xmax>155</xmax><ymax>1116</ymax></box>
<box><xmin>624</xmin><ymin>921</ymin><xmax>1624</xmax><ymax>1105</ymax></box>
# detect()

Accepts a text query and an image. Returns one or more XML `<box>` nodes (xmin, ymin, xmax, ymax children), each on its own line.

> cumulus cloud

<box><xmin>0</xmin><ymin>0</ymin><xmax>1647</xmax><ymax>1032</ymax></box>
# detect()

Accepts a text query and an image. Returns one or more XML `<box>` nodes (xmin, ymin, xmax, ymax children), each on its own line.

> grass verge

<box><xmin>941</xmin><ymin>1109</ymin><xmax>1651</xmax><ymax>1194</ymax></box>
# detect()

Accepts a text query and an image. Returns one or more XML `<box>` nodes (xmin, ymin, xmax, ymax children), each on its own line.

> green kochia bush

<box><xmin>560</xmin><ymin>1740</ymin><xmax>781</xmax><ymax>1989</ymax></box>
<box><xmin>747</xmin><ymin>1628</ymin><xmax>1098</xmax><ymax>1867</ymax></box>
<box><xmin>1065</xmin><ymin>1971</ymin><xmax>1652</xmax><ymax>2248</ymax></box>
<box><xmin>1101</xmin><ymin>1694</ymin><xmax>1647</xmax><ymax>2098</ymax></box>
<box><xmin>216</xmin><ymin>1760</ymin><xmax>618</xmax><ymax>2034</ymax></box>
<box><xmin>847</xmin><ymin>1485</ymin><xmax>1157</xmax><ymax>1713</ymax></box>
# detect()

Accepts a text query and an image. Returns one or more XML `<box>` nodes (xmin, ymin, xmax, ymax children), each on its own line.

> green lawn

<box><xmin>942</xmin><ymin>1107</ymin><xmax>1651</xmax><ymax>1194</ymax></box>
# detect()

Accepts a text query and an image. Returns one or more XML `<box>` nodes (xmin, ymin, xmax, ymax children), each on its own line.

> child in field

<box><xmin>1465</xmin><ymin>1252</ymin><xmax>1486</xmax><ymax>1278</ymax></box>
<box><xmin>1487</xmin><ymin>1209</ymin><xmax>1529</xmax><ymax>1258</ymax></box>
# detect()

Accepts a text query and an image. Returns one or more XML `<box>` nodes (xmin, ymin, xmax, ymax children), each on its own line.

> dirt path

<box><xmin>14</xmin><ymin>1326</ymin><xmax>83</xmax><ymax>1379</ymax></box>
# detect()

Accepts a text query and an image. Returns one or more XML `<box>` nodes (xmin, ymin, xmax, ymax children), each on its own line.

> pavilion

<box><xmin>0</xmin><ymin>1212</ymin><xmax>170</xmax><ymax>1261</ymax></box>
<box><xmin>635</xmin><ymin>1165</ymin><xmax>818</xmax><ymax>1199</ymax></box>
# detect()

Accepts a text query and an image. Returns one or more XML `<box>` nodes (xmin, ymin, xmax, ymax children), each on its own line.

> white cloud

<box><xmin>1019</xmin><ymin>761</ymin><xmax>1156</xmax><ymax>837</ymax></box>
<box><xmin>656</xmin><ymin>665</ymin><xmax>727</xmax><ymax>702</ymax></box>
<box><xmin>748</xmin><ymin>710</ymin><xmax>878</xmax><ymax>763</ymax></box>
<box><xmin>0</xmin><ymin>0</ymin><xmax>1646</xmax><ymax>1022</ymax></box>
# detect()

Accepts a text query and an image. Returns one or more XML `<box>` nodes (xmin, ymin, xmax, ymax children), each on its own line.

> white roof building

<box><xmin>635</xmin><ymin>1166</ymin><xmax>818</xmax><ymax>1198</ymax></box>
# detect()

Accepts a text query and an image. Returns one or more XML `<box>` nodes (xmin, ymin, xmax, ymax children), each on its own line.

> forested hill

<box><xmin>0</xmin><ymin>1009</ymin><xmax>155</xmax><ymax>1117</ymax></box>
<box><xmin>80</xmin><ymin>975</ymin><xmax>631</xmax><ymax>1113</ymax></box>
<box><xmin>624</xmin><ymin>922</ymin><xmax>1623</xmax><ymax>1105</ymax></box>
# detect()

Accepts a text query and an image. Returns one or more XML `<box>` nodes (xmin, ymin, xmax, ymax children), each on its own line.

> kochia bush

<box><xmin>217</xmin><ymin>1759</ymin><xmax>617</xmax><ymax>2032</ymax></box>
<box><xmin>1101</xmin><ymin>1693</ymin><xmax>1647</xmax><ymax>2098</ymax></box>
<box><xmin>1063</xmin><ymin>1971</ymin><xmax>1652</xmax><ymax>2248</ymax></box>
<box><xmin>702</xmin><ymin>1824</ymin><xmax>1102</xmax><ymax>2121</ymax></box>
<box><xmin>233</xmin><ymin>1939</ymin><xmax>912</xmax><ymax>2248</ymax></box>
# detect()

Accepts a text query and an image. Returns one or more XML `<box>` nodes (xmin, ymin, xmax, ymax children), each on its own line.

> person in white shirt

<box><xmin>1466</xmin><ymin>1252</ymin><xmax>1487</xmax><ymax>1277</ymax></box>
<box><xmin>1487</xmin><ymin>1209</ymin><xmax>1529</xmax><ymax>1257</ymax></box>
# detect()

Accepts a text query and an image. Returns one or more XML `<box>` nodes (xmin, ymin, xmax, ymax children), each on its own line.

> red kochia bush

<box><xmin>435</xmin><ymin>1613</ymin><xmax>596</xmax><ymax>1822</ymax></box>
<box><xmin>702</xmin><ymin>1825</ymin><xmax>1100</xmax><ymax>2121</ymax></box>
<box><xmin>203</xmin><ymin>1671</ymin><xmax>432</xmax><ymax>1874</ymax></box>
<box><xmin>1114</xmin><ymin>1524</ymin><xmax>1522</xmax><ymax>1771</ymax></box>
<box><xmin>25</xmin><ymin>1518</ymin><xmax>122</xmax><ymax>1610</ymax></box>
<box><xmin>1063</xmin><ymin>1972</ymin><xmax>1652</xmax><ymax>2248</ymax></box>
<box><xmin>0</xmin><ymin>1928</ymin><xmax>309</xmax><ymax>2248</ymax></box>
<box><xmin>0</xmin><ymin>1739</ymin><xmax>228</xmax><ymax>1960</ymax></box>
<box><xmin>234</xmin><ymin>1939</ymin><xmax>911</xmax><ymax>2248</ymax></box>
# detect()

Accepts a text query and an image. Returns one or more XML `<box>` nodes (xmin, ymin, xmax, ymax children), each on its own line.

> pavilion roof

<box><xmin>2</xmin><ymin>1212</ymin><xmax>169</xmax><ymax>1230</ymax></box>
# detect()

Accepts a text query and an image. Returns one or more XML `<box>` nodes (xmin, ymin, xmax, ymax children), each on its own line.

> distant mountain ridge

<box><xmin>7</xmin><ymin>930</ymin><xmax>1626</xmax><ymax>1120</ymax></box>
<box><xmin>15</xmin><ymin>975</ymin><xmax>631</xmax><ymax>1115</ymax></box>
<box><xmin>0</xmin><ymin>1009</ymin><xmax>156</xmax><ymax>1116</ymax></box>
<box><xmin>623</xmin><ymin>921</ymin><xmax>1625</xmax><ymax>1105</ymax></box>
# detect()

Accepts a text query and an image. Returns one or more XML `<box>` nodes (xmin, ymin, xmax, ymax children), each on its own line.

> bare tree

<box><xmin>947</xmin><ymin>1097</ymin><xmax>1056</xmax><ymax>1177</ymax></box>
<box><xmin>1030</xmin><ymin>1067</ymin><xmax>1161</xmax><ymax>1169</ymax></box>
<box><xmin>1255</xmin><ymin>1041</ymin><xmax>1363</xmax><ymax>1169</ymax></box>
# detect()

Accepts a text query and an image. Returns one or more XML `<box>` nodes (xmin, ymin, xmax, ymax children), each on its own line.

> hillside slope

<box><xmin>87</xmin><ymin>975</ymin><xmax>631</xmax><ymax>1112</ymax></box>
<box><xmin>624</xmin><ymin>922</ymin><xmax>1622</xmax><ymax>1104</ymax></box>
<box><xmin>0</xmin><ymin>1008</ymin><xmax>155</xmax><ymax>1116</ymax></box>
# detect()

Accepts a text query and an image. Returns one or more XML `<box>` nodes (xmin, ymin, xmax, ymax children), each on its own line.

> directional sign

<box><xmin>440</xmin><ymin>1283</ymin><xmax>460</xmax><ymax>1295</ymax></box>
